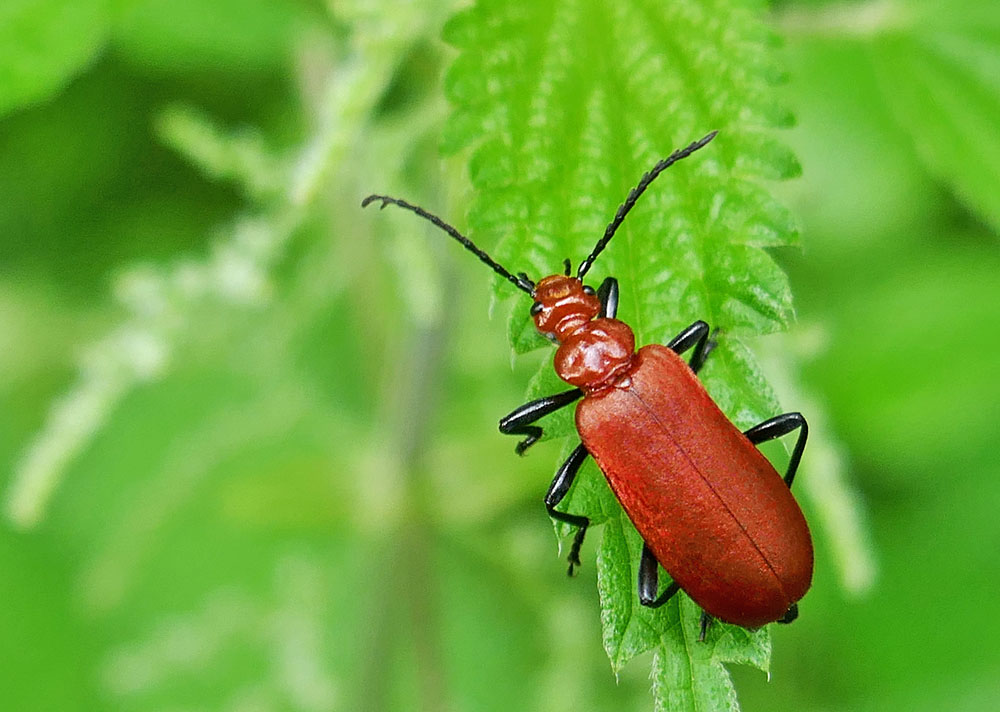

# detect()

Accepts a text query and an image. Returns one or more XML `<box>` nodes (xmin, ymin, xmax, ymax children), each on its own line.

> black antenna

<box><xmin>576</xmin><ymin>131</ymin><xmax>718</xmax><ymax>279</ymax></box>
<box><xmin>362</xmin><ymin>194</ymin><xmax>535</xmax><ymax>294</ymax></box>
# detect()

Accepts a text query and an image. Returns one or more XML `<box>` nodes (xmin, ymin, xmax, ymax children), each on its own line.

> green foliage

<box><xmin>3</xmin><ymin>0</ymin><xmax>1000</xmax><ymax>711</ymax></box>
<box><xmin>869</xmin><ymin>0</ymin><xmax>1000</xmax><ymax>233</ymax></box>
<box><xmin>0</xmin><ymin>0</ymin><xmax>107</xmax><ymax>117</ymax></box>
<box><xmin>444</xmin><ymin>0</ymin><xmax>800</xmax><ymax>708</ymax></box>
<box><xmin>156</xmin><ymin>104</ymin><xmax>287</xmax><ymax>200</ymax></box>
<box><xmin>651</xmin><ymin>596</ymin><xmax>770</xmax><ymax>712</ymax></box>
<box><xmin>112</xmin><ymin>0</ymin><xmax>306</xmax><ymax>75</ymax></box>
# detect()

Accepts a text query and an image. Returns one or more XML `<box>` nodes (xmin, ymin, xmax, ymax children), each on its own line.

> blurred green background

<box><xmin>2</xmin><ymin>0</ymin><xmax>999</xmax><ymax>710</ymax></box>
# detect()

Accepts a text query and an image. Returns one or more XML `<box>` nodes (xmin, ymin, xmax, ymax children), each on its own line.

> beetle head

<box><xmin>530</xmin><ymin>275</ymin><xmax>602</xmax><ymax>342</ymax></box>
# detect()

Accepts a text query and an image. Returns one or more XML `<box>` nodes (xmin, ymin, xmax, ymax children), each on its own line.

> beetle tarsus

<box><xmin>698</xmin><ymin>612</ymin><xmax>713</xmax><ymax>641</ymax></box>
<box><xmin>513</xmin><ymin>429</ymin><xmax>542</xmax><ymax>455</ymax></box>
<box><xmin>566</xmin><ymin>553</ymin><xmax>580</xmax><ymax>576</ymax></box>
<box><xmin>545</xmin><ymin>443</ymin><xmax>591</xmax><ymax>575</ymax></box>
<box><xmin>566</xmin><ymin>526</ymin><xmax>587</xmax><ymax>575</ymax></box>
<box><xmin>777</xmin><ymin>603</ymin><xmax>799</xmax><ymax>624</ymax></box>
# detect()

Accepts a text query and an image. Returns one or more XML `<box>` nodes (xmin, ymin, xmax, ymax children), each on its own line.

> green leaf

<box><xmin>443</xmin><ymin>0</ymin><xmax>799</xmax><ymax>709</ymax></box>
<box><xmin>0</xmin><ymin>0</ymin><xmax>108</xmax><ymax>117</ymax></box>
<box><xmin>652</xmin><ymin>596</ymin><xmax>770</xmax><ymax>712</ymax></box>
<box><xmin>507</xmin><ymin>302</ymin><xmax>551</xmax><ymax>355</ymax></box>
<box><xmin>599</xmin><ymin>513</ymin><xmax>772</xmax><ymax>709</ymax></box>
<box><xmin>597</xmin><ymin>515</ymin><xmax>663</xmax><ymax>669</ymax></box>
<box><xmin>869</xmin><ymin>0</ymin><xmax>1000</xmax><ymax>234</ymax></box>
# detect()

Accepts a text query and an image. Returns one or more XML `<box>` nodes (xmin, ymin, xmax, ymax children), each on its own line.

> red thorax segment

<box><xmin>531</xmin><ymin>275</ymin><xmax>637</xmax><ymax>393</ymax></box>
<box><xmin>531</xmin><ymin>275</ymin><xmax>602</xmax><ymax>338</ymax></box>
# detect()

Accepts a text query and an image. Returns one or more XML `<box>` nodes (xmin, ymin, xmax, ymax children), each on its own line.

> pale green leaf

<box><xmin>870</xmin><ymin>0</ymin><xmax>1000</xmax><ymax>234</ymax></box>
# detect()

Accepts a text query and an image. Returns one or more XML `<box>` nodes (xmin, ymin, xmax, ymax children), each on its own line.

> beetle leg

<box><xmin>778</xmin><ymin>603</ymin><xmax>799</xmax><ymax>624</ymax></box>
<box><xmin>699</xmin><ymin>612</ymin><xmax>713</xmax><ymax>641</ymax></box>
<box><xmin>638</xmin><ymin>543</ymin><xmax>681</xmax><ymax>608</ymax></box>
<box><xmin>743</xmin><ymin>413</ymin><xmax>809</xmax><ymax>488</ymax></box>
<box><xmin>596</xmin><ymin>277</ymin><xmax>620</xmax><ymax>319</ymax></box>
<box><xmin>499</xmin><ymin>388</ymin><xmax>584</xmax><ymax>455</ymax></box>
<box><xmin>666</xmin><ymin>320</ymin><xmax>717</xmax><ymax>374</ymax></box>
<box><xmin>638</xmin><ymin>549</ymin><xmax>716</xmax><ymax>640</ymax></box>
<box><xmin>545</xmin><ymin>443</ymin><xmax>591</xmax><ymax>575</ymax></box>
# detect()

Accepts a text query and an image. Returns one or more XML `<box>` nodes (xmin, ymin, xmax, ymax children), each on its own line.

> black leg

<box><xmin>499</xmin><ymin>388</ymin><xmax>583</xmax><ymax>455</ymax></box>
<box><xmin>666</xmin><ymin>320</ymin><xmax>716</xmax><ymax>374</ymax></box>
<box><xmin>545</xmin><ymin>443</ymin><xmax>591</xmax><ymax>574</ymax></box>
<box><xmin>596</xmin><ymin>277</ymin><xmax>619</xmax><ymax>319</ymax></box>
<box><xmin>699</xmin><ymin>612</ymin><xmax>713</xmax><ymax>641</ymax></box>
<box><xmin>638</xmin><ymin>543</ymin><xmax>681</xmax><ymax>608</ymax></box>
<box><xmin>778</xmin><ymin>603</ymin><xmax>799</xmax><ymax>624</ymax></box>
<box><xmin>743</xmin><ymin>412</ymin><xmax>808</xmax><ymax>488</ymax></box>
<box><xmin>638</xmin><ymin>545</ymin><xmax>715</xmax><ymax>641</ymax></box>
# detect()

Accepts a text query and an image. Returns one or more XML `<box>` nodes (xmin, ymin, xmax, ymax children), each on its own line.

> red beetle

<box><xmin>363</xmin><ymin>132</ymin><xmax>812</xmax><ymax>632</ymax></box>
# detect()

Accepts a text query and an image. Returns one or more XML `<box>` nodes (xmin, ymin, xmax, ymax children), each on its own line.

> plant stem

<box><xmin>358</xmin><ymin>257</ymin><xmax>457</xmax><ymax>712</ymax></box>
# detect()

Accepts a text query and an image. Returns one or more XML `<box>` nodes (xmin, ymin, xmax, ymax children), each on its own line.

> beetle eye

<box><xmin>530</xmin><ymin>301</ymin><xmax>544</xmax><ymax>316</ymax></box>
<box><xmin>582</xmin><ymin>285</ymin><xmax>596</xmax><ymax>296</ymax></box>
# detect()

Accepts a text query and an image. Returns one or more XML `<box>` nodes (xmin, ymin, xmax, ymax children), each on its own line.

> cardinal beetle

<box><xmin>362</xmin><ymin>131</ymin><xmax>812</xmax><ymax>633</ymax></box>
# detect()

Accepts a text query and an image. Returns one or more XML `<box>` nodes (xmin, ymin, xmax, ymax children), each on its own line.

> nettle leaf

<box><xmin>651</xmin><ymin>595</ymin><xmax>770</xmax><ymax>712</ymax></box>
<box><xmin>443</xmin><ymin>0</ymin><xmax>798</xmax><ymax>709</ymax></box>
<box><xmin>507</xmin><ymin>302</ymin><xmax>552</xmax><ymax>354</ymax></box>
<box><xmin>870</xmin><ymin>1</ymin><xmax>1000</xmax><ymax>235</ymax></box>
